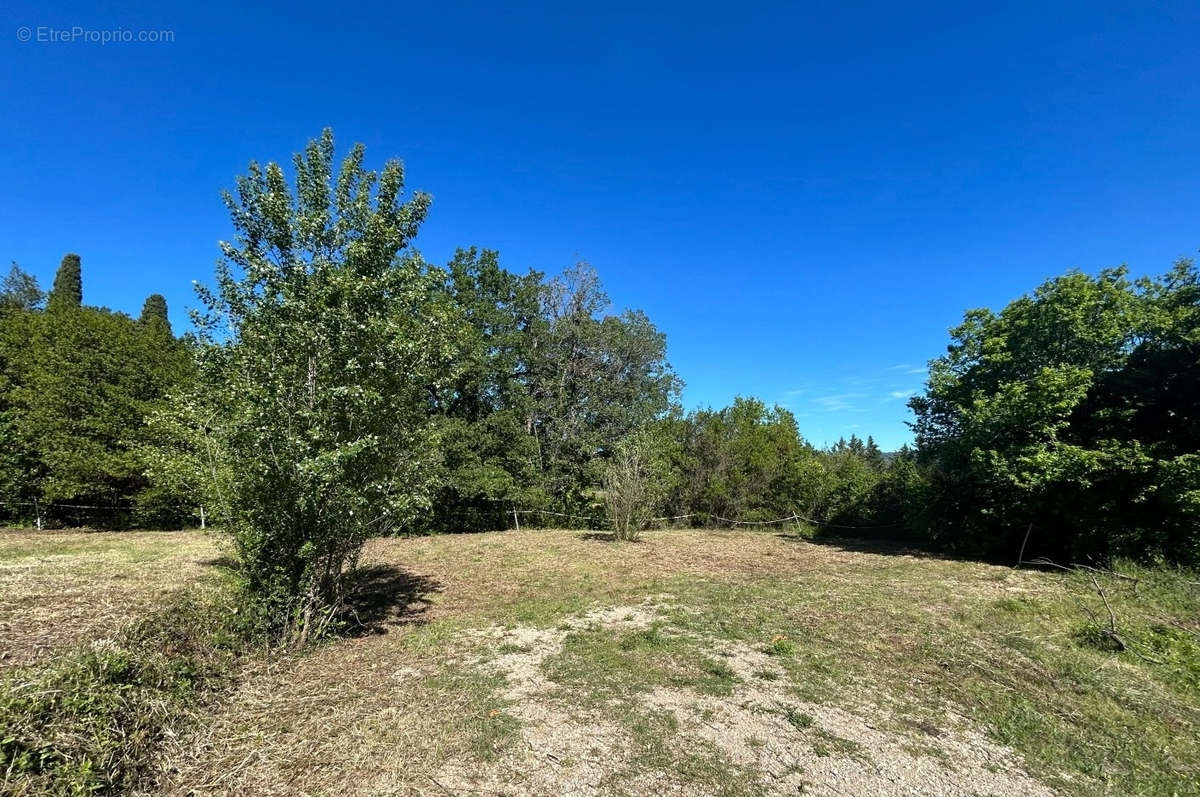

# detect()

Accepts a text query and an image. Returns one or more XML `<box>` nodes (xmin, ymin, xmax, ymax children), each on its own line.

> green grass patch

<box><xmin>600</xmin><ymin>704</ymin><xmax>763</xmax><ymax>796</ymax></box>
<box><xmin>542</xmin><ymin>624</ymin><xmax>742</xmax><ymax>702</ymax></box>
<box><xmin>423</xmin><ymin>666</ymin><xmax>522</xmax><ymax>762</ymax></box>
<box><xmin>947</xmin><ymin>562</ymin><xmax>1200</xmax><ymax>794</ymax></box>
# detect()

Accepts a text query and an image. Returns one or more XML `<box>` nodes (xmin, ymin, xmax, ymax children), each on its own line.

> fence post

<box><xmin>512</xmin><ymin>509</ymin><xmax>520</xmax><ymax>531</ymax></box>
<box><xmin>199</xmin><ymin>505</ymin><xmax>206</xmax><ymax>530</ymax></box>
<box><xmin>33</xmin><ymin>498</ymin><xmax>42</xmax><ymax>531</ymax></box>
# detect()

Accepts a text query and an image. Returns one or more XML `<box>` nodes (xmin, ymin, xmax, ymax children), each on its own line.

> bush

<box><xmin>192</xmin><ymin>130</ymin><xmax>459</xmax><ymax>641</ymax></box>
<box><xmin>603</xmin><ymin>433</ymin><xmax>669</xmax><ymax>541</ymax></box>
<box><xmin>909</xmin><ymin>261</ymin><xmax>1200</xmax><ymax>565</ymax></box>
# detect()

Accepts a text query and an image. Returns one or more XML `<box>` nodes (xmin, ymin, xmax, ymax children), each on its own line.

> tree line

<box><xmin>2</xmin><ymin>130</ymin><xmax>1195</xmax><ymax>639</ymax></box>
<box><xmin>0</xmin><ymin>256</ymin><xmax>190</xmax><ymax>527</ymax></box>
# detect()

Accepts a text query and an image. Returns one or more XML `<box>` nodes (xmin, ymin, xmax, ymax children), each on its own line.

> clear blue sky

<box><xmin>4</xmin><ymin>0</ymin><xmax>1198</xmax><ymax>449</ymax></box>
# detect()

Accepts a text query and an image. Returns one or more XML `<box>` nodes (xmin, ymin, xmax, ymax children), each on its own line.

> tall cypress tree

<box><xmin>48</xmin><ymin>253</ymin><xmax>83</xmax><ymax>311</ymax></box>
<box><xmin>139</xmin><ymin>293</ymin><xmax>171</xmax><ymax>334</ymax></box>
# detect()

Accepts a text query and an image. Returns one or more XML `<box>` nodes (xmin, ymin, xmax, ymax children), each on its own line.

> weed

<box><xmin>781</xmin><ymin>706</ymin><xmax>816</xmax><ymax>730</ymax></box>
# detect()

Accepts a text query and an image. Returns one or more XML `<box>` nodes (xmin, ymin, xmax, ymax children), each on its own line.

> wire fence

<box><xmin>0</xmin><ymin>499</ymin><xmax>207</xmax><ymax>530</ymax></box>
<box><xmin>0</xmin><ymin>497</ymin><xmax>894</xmax><ymax>536</ymax></box>
<box><xmin>507</xmin><ymin>507</ymin><xmax>899</xmax><ymax>532</ymax></box>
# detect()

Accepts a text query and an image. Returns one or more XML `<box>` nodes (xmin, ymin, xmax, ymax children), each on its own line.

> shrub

<box><xmin>192</xmin><ymin>130</ymin><xmax>459</xmax><ymax>641</ymax></box>
<box><xmin>603</xmin><ymin>432</ymin><xmax>669</xmax><ymax>541</ymax></box>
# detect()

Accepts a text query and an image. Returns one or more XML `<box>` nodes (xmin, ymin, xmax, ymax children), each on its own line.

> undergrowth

<box><xmin>0</xmin><ymin>580</ymin><xmax>252</xmax><ymax>795</ymax></box>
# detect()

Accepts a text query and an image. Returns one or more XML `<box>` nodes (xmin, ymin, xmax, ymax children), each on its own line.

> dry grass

<box><xmin>148</xmin><ymin>530</ymin><xmax>1078</xmax><ymax>795</ymax></box>
<box><xmin>0</xmin><ymin>529</ymin><xmax>218</xmax><ymax>668</ymax></box>
<box><xmin>7</xmin><ymin>527</ymin><xmax>1194</xmax><ymax>795</ymax></box>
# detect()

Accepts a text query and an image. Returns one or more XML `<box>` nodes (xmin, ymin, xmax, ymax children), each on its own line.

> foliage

<box><xmin>191</xmin><ymin>129</ymin><xmax>460</xmax><ymax>641</ymax></box>
<box><xmin>138</xmin><ymin>293</ymin><xmax>171</xmax><ymax>335</ymax></box>
<box><xmin>413</xmin><ymin>256</ymin><xmax>681</xmax><ymax>531</ymax></box>
<box><xmin>0</xmin><ymin>278</ymin><xmax>190</xmax><ymax>524</ymax></box>
<box><xmin>47</xmin><ymin>253</ymin><xmax>83</xmax><ymax>312</ymax></box>
<box><xmin>1</xmin><ymin>264</ymin><xmax>45</xmax><ymax>311</ymax></box>
<box><xmin>603</xmin><ymin>431</ymin><xmax>671</xmax><ymax>540</ymax></box>
<box><xmin>136</xmin><ymin>387</ymin><xmax>222</xmax><ymax>528</ymax></box>
<box><xmin>664</xmin><ymin>398</ymin><xmax>817</xmax><ymax>523</ymax></box>
<box><xmin>420</xmin><ymin>247</ymin><xmax>544</xmax><ymax>532</ymax></box>
<box><xmin>525</xmin><ymin>263</ymin><xmax>681</xmax><ymax>520</ymax></box>
<box><xmin>910</xmin><ymin>260</ymin><xmax>1200</xmax><ymax>564</ymax></box>
<box><xmin>657</xmin><ymin>399</ymin><xmax>907</xmax><ymax>533</ymax></box>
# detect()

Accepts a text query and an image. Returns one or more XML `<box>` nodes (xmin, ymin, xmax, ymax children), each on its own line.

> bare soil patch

<box><xmin>429</xmin><ymin>602</ymin><xmax>1050</xmax><ymax>797</ymax></box>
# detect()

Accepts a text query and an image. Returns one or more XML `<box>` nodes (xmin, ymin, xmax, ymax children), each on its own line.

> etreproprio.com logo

<box><xmin>16</xmin><ymin>25</ymin><xmax>175</xmax><ymax>44</ymax></box>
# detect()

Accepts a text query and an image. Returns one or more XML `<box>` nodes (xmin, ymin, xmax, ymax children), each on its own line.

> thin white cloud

<box><xmin>905</xmin><ymin>367</ymin><xmax>927</xmax><ymax>375</ymax></box>
<box><xmin>811</xmin><ymin>392</ymin><xmax>867</xmax><ymax>412</ymax></box>
<box><xmin>888</xmin><ymin>389</ymin><xmax>914</xmax><ymax>399</ymax></box>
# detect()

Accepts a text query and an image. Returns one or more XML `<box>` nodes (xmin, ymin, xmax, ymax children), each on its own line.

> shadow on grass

<box><xmin>343</xmin><ymin>564</ymin><xmax>442</xmax><ymax>635</ymax></box>
<box><xmin>779</xmin><ymin>534</ymin><xmax>934</xmax><ymax>556</ymax></box>
<box><xmin>199</xmin><ymin>554</ymin><xmax>239</xmax><ymax>570</ymax></box>
<box><xmin>781</xmin><ymin>532</ymin><xmax>1019</xmax><ymax>567</ymax></box>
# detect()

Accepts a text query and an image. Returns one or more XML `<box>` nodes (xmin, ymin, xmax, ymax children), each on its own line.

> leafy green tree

<box><xmin>0</xmin><ymin>281</ymin><xmax>45</xmax><ymax>513</ymax></box>
<box><xmin>526</xmin><ymin>263</ymin><xmax>681</xmax><ymax>516</ymax></box>
<box><xmin>603</xmin><ymin>429</ymin><xmax>672</xmax><ymax>540</ymax></box>
<box><xmin>419</xmin><ymin>248</ymin><xmax>544</xmax><ymax>531</ymax></box>
<box><xmin>138</xmin><ymin>294</ymin><xmax>171</xmax><ymax>334</ymax></box>
<box><xmin>0</xmin><ymin>263</ymin><xmax>189</xmax><ymax>525</ymax></box>
<box><xmin>669</xmin><ymin>397</ymin><xmax>821</xmax><ymax>523</ymax></box>
<box><xmin>911</xmin><ymin>262</ymin><xmax>1200</xmax><ymax>564</ymax></box>
<box><xmin>864</xmin><ymin>435</ymin><xmax>883</xmax><ymax>468</ymax></box>
<box><xmin>48</xmin><ymin>253</ymin><xmax>83</xmax><ymax>311</ymax></box>
<box><xmin>192</xmin><ymin>129</ymin><xmax>460</xmax><ymax>641</ymax></box>
<box><xmin>847</xmin><ymin>434</ymin><xmax>865</xmax><ymax>457</ymax></box>
<box><xmin>1</xmin><ymin>264</ymin><xmax>45</xmax><ymax>311</ymax></box>
<box><xmin>0</xmin><ymin>300</ymin><xmax>188</xmax><ymax>522</ymax></box>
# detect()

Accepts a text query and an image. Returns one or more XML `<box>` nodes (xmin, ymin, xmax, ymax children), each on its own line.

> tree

<box><xmin>20</xmin><ymin>309</ymin><xmax>148</xmax><ymax>508</ymax></box>
<box><xmin>0</xmin><ymin>274</ymin><xmax>45</xmax><ymax>512</ymax></box>
<box><xmin>864</xmin><ymin>436</ymin><xmax>883</xmax><ymax>468</ymax></box>
<box><xmin>668</xmin><ymin>397</ymin><xmax>821</xmax><ymax>524</ymax></box>
<box><xmin>910</xmin><ymin>262</ymin><xmax>1200</xmax><ymax>564</ymax></box>
<box><xmin>138</xmin><ymin>294</ymin><xmax>171</xmax><ymax>334</ymax></box>
<box><xmin>1</xmin><ymin>264</ymin><xmax>45</xmax><ymax>311</ymax></box>
<box><xmin>419</xmin><ymin>248</ymin><xmax>544</xmax><ymax>532</ymax></box>
<box><xmin>526</xmin><ymin>263</ymin><xmax>681</xmax><ymax>515</ymax></box>
<box><xmin>603</xmin><ymin>431</ymin><xmax>670</xmax><ymax>541</ymax></box>
<box><xmin>847</xmin><ymin>434</ymin><xmax>865</xmax><ymax>457</ymax></box>
<box><xmin>0</xmin><ymin>260</ymin><xmax>188</xmax><ymax>526</ymax></box>
<box><xmin>48</xmin><ymin>253</ymin><xmax>82</xmax><ymax>311</ymax></box>
<box><xmin>192</xmin><ymin>129</ymin><xmax>460</xmax><ymax>641</ymax></box>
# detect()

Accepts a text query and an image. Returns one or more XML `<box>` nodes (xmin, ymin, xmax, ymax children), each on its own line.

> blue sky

<box><xmin>3</xmin><ymin>0</ymin><xmax>1198</xmax><ymax>449</ymax></box>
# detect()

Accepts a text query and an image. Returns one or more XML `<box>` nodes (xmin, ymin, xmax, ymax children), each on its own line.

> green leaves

<box><xmin>193</xmin><ymin>130</ymin><xmax>456</xmax><ymax>641</ymax></box>
<box><xmin>47</xmin><ymin>253</ymin><xmax>82</xmax><ymax>312</ymax></box>
<box><xmin>0</xmin><ymin>284</ymin><xmax>191</xmax><ymax>517</ymax></box>
<box><xmin>911</xmin><ymin>259</ymin><xmax>1200</xmax><ymax>564</ymax></box>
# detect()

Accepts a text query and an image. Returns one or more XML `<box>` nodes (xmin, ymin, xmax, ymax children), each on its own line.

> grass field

<box><xmin>3</xmin><ymin>528</ymin><xmax>1197</xmax><ymax>795</ymax></box>
<box><xmin>0</xmin><ymin>530</ymin><xmax>217</xmax><ymax>669</ymax></box>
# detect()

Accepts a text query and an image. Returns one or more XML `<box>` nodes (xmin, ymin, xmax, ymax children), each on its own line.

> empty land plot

<box><xmin>149</xmin><ymin>529</ymin><xmax>1199</xmax><ymax>796</ymax></box>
